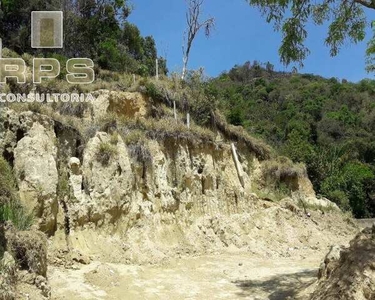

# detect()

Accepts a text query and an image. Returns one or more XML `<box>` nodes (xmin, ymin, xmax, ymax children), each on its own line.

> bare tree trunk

<box><xmin>182</xmin><ymin>57</ymin><xmax>188</xmax><ymax>80</ymax></box>
<box><xmin>181</xmin><ymin>0</ymin><xmax>214</xmax><ymax>80</ymax></box>
<box><xmin>231</xmin><ymin>143</ymin><xmax>245</xmax><ymax>188</ymax></box>
<box><xmin>187</xmin><ymin>113</ymin><xmax>190</xmax><ymax>129</ymax></box>
<box><xmin>173</xmin><ymin>101</ymin><xmax>177</xmax><ymax>122</ymax></box>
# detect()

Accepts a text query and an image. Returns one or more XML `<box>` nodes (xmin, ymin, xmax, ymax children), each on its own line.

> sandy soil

<box><xmin>49</xmin><ymin>253</ymin><xmax>320</xmax><ymax>300</ymax></box>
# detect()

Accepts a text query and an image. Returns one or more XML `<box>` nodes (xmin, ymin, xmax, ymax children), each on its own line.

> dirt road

<box><xmin>49</xmin><ymin>254</ymin><xmax>320</xmax><ymax>300</ymax></box>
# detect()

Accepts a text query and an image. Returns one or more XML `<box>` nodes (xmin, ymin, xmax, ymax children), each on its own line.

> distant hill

<box><xmin>211</xmin><ymin>61</ymin><xmax>375</xmax><ymax>218</ymax></box>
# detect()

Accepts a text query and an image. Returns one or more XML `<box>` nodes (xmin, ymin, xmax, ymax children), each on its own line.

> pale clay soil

<box><xmin>40</xmin><ymin>208</ymin><xmax>360</xmax><ymax>300</ymax></box>
<box><xmin>48</xmin><ymin>253</ymin><xmax>321</xmax><ymax>300</ymax></box>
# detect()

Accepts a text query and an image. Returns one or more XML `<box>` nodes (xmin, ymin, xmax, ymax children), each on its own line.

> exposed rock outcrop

<box><xmin>310</xmin><ymin>227</ymin><xmax>375</xmax><ymax>300</ymax></box>
<box><xmin>14</xmin><ymin>122</ymin><xmax>58</xmax><ymax>234</ymax></box>
<box><xmin>5</xmin><ymin>228</ymin><xmax>48</xmax><ymax>277</ymax></box>
<box><xmin>0</xmin><ymin>92</ymin><xmax>347</xmax><ymax>264</ymax></box>
<box><xmin>90</xmin><ymin>90</ymin><xmax>149</xmax><ymax>120</ymax></box>
<box><xmin>0</xmin><ymin>223</ymin><xmax>49</xmax><ymax>300</ymax></box>
<box><xmin>0</xmin><ymin>110</ymin><xmax>58</xmax><ymax>234</ymax></box>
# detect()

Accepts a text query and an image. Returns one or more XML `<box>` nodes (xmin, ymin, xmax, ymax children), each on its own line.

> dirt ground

<box><xmin>44</xmin><ymin>206</ymin><xmax>358</xmax><ymax>300</ymax></box>
<box><xmin>48</xmin><ymin>253</ymin><xmax>321</xmax><ymax>300</ymax></box>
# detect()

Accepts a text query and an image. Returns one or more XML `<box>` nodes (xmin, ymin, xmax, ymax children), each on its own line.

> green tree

<box><xmin>122</xmin><ymin>22</ymin><xmax>144</xmax><ymax>59</ymax></box>
<box><xmin>282</xmin><ymin>129</ymin><xmax>315</xmax><ymax>163</ymax></box>
<box><xmin>0</xmin><ymin>0</ymin><xmax>167</xmax><ymax>75</ymax></box>
<box><xmin>228</xmin><ymin>106</ymin><xmax>245</xmax><ymax>126</ymax></box>
<box><xmin>211</xmin><ymin>62</ymin><xmax>375</xmax><ymax>216</ymax></box>
<box><xmin>247</xmin><ymin>0</ymin><xmax>374</xmax><ymax>69</ymax></box>
<box><xmin>321</xmin><ymin>161</ymin><xmax>375</xmax><ymax>217</ymax></box>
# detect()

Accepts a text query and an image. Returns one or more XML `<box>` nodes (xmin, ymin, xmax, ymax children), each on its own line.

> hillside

<box><xmin>0</xmin><ymin>58</ymin><xmax>360</xmax><ymax>298</ymax></box>
<box><xmin>1</xmin><ymin>1</ymin><xmax>375</xmax><ymax>299</ymax></box>
<box><xmin>210</xmin><ymin>62</ymin><xmax>375</xmax><ymax>218</ymax></box>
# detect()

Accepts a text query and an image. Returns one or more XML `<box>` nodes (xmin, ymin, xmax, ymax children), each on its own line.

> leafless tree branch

<box><xmin>182</xmin><ymin>0</ymin><xmax>215</xmax><ymax>80</ymax></box>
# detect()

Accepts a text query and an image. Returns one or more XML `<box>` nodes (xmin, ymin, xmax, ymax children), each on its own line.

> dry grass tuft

<box><xmin>253</xmin><ymin>156</ymin><xmax>307</xmax><ymax>202</ymax></box>
<box><xmin>96</xmin><ymin>142</ymin><xmax>118</xmax><ymax>166</ymax></box>
<box><xmin>6</xmin><ymin>229</ymin><xmax>47</xmax><ymax>276</ymax></box>
<box><xmin>263</xmin><ymin>156</ymin><xmax>306</xmax><ymax>181</ymax></box>
<box><xmin>212</xmin><ymin>111</ymin><xmax>272</xmax><ymax>160</ymax></box>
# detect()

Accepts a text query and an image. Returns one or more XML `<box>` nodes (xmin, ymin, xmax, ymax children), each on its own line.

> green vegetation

<box><xmin>0</xmin><ymin>202</ymin><xmax>33</xmax><ymax>231</ymax></box>
<box><xmin>247</xmin><ymin>0</ymin><xmax>375</xmax><ymax>70</ymax></box>
<box><xmin>0</xmin><ymin>158</ymin><xmax>33</xmax><ymax>230</ymax></box>
<box><xmin>0</xmin><ymin>158</ymin><xmax>18</xmax><ymax>205</ymax></box>
<box><xmin>262</xmin><ymin>156</ymin><xmax>306</xmax><ymax>183</ymax></box>
<box><xmin>209</xmin><ymin>62</ymin><xmax>375</xmax><ymax>217</ymax></box>
<box><xmin>253</xmin><ymin>156</ymin><xmax>306</xmax><ymax>202</ymax></box>
<box><xmin>0</xmin><ymin>0</ymin><xmax>167</xmax><ymax>76</ymax></box>
<box><xmin>96</xmin><ymin>142</ymin><xmax>118</xmax><ymax>166</ymax></box>
<box><xmin>142</xmin><ymin>74</ymin><xmax>271</xmax><ymax>158</ymax></box>
<box><xmin>3</xmin><ymin>34</ymin><xmax>372</xmax><ymax>217</ymax></box>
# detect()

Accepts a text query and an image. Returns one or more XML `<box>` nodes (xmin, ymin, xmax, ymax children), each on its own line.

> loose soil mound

<box><xmin>309</xmin><ymin>227</ymin><xmax>375</xmax><ymax>300</ymax></box>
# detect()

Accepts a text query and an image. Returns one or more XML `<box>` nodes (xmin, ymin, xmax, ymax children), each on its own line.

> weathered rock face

<box><xmin>108</xmin><ymin>91</ymin><xmax>149</xmax><ymax>118</ymax></box>
<box><xmin>293</xmin><ymin>174</ymin><xmax>316</xmax><ymax>196</ymax></box>
<box><xmin>0</xmin><ymin>104</ymin><xmax>345</xmax><ymax>264</ymax></box>
<box><xmin>318</xmin><ymin>245</ymin><xmax>343</xmax><ymax>279</ymax></box>
<box><xmin>64</xmin><ymin>131</ymin><xmax>252</xmax><ymax>229</ymax></box>
<box><xmin>310</xmin><ymin>228</ymin><xmax>375</xmax><ymax>300</ymax></box>
<box><xmin>1</xmin><ymin>225</ymin><xmax>50</xmax><ymax>300</ymax></box>
<box><xmin>90</xmin><ymin>90</ymin><xmax>149</xmax><ymax>120</ymax></box>
<box><xmin>67</xmin><ymin>132</ymin><xmax>134</xmax><ymax>227</ymax></box>
<box><xmin>6</xmin><ymin>229</ymin><xmax>48</xmax><ymax>277</ymax></box>
<box><xmin>14</xmin><ymin>122</ymin><xmax>58</xmax><ymax>234</ymax></box>
<box><xmin>0</xmin><ymin>250</ymin><xmax>16</xmax><ymax>300</ymax></box>
<box><xmin>0</xmin><ymin>108</ymin><xmax>255</xmax><ymax>241</ymax></box>
<box><xmin>0</xmin><ymin>110</ymin><xmax>58</xmax><ymax>234</ymax></box>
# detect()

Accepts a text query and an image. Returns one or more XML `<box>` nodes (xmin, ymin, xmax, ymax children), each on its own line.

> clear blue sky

<box><xmin>128</xmin><ymin>0</ymin><xmax>373</xmax><ymax>82</ymax></box>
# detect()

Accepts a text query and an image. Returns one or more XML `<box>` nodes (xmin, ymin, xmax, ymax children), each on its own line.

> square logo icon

<box><xmin>31</xmin><ymin>11</ymin><xmax>63</xmax><ymax>49</ymax></box>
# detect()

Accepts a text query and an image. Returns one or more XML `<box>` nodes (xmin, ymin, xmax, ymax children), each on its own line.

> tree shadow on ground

<box><xmin>232</xmin><ymin>269</ymin><xmax>317</xmax><ymax>300</ymax></box>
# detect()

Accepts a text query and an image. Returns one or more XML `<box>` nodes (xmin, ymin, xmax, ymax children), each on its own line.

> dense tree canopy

<box><xmin>247</xmin><ymin>0</ymin><xmax>375</xmax><ymax>71</ymax></box>
<box><xmin>210</xmin><ymin>62</ymin><xmax>375</xmax><ymax>217</ymax></box>
<box><xmin>0</xmin><ymin>0</ymin><xmax>167</xmax><ymax>76</ymax></box>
